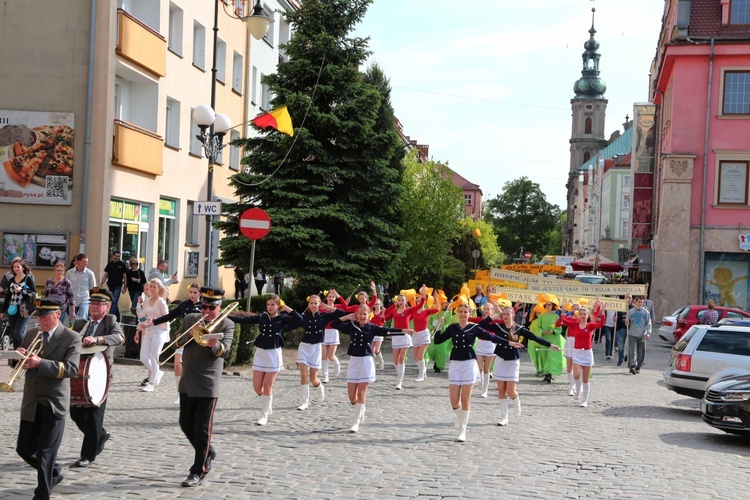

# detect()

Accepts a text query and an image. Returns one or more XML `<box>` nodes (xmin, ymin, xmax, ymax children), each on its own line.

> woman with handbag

<box><xmin>0</xmin><ymin>259</ymin><xmax>37</xmax><ymax>348</ymax></box>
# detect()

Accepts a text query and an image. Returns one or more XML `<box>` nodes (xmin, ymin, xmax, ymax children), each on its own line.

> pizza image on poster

<box><xmin>0</xmin><ymin>110</ymin><xmax>74</xmax><ymax>205</ymax></box>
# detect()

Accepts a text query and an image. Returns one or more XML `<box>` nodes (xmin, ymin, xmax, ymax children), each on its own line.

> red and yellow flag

<box><xmin>251</xmin><ymin>106</ymin><xmax>294</xmax><ymax>136</ymax></box>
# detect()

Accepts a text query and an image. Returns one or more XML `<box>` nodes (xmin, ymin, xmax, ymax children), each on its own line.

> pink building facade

<box><xmin>650</xmin><ymin>0</ymin><xmax>750</xmax><ymax>317</ymax></box>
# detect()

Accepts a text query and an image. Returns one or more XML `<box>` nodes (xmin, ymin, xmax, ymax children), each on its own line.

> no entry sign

<box><xmin>239</xmin><ymin>208</ymin><xmax>271</xmax><ymax>240</ymax></box>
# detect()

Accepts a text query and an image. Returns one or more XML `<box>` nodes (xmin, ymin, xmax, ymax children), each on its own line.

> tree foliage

<box><xmin>216</xmin><ymin>0</ymin><xmax>407</xmax><ymax>292</ymax></box>
<box><xmin>483</xmin><ymin>177</ymin><xmax>561</xmax><ymax>262</ymax></box>
<box><xmin>395</xmin><ymin>151</ymin><xmax>464</xmax><ymax>289</ymax></box>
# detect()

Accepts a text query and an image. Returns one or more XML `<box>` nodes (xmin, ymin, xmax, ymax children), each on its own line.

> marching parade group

<box><xmin>2</xmin><ymin>266</ymin><xmax>653</xmax><ymax>498</ymax></box>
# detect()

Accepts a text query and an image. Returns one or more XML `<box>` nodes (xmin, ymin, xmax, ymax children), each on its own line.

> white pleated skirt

<box><xmin>449</xmin><ymin>359</ymin><xmax>479</xmax><ymax>386</ymax></box>
<box><xmin>572</xmin><ymin>348</ymin><xmax>594</xmax><ymax>367</ymax></box>
<box><xmin>491</xmin><ymin>358</ymin><xmax>520</xmax><ymax>382</ymax></box>
<box><xmin>347</xmin><ymin>356</ymin><xmax>375</xmax><ymax>383</ymax></box>
<box><xmin>323</xmin><ymin>328</ymin><xmax>340</xmax><ymax>346</ymax></box>
<box><xmin>252</xmin><ymin>347</ymin><xmax>284</xmax><ymax>372</ymax></box>
<box><xmin>296</xmin><ymin>342</ymin><xmax>322</xmax><ymax>370</ymax></box>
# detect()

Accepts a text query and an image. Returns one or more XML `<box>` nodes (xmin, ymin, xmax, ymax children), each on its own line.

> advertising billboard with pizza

<box><xmin>0</xmin><ymin>109</ymin><xmax>74</xmax><ymax>205</ymax></box>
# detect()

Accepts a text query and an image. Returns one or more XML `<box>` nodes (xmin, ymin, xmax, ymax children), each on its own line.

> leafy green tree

<box><xmin>483</xmin><ymin>177</ymin><xmax>561</xmax><ymax>262</ymax></box>
<box><xmin>396</xmin><ymin>151</ymin><xmax>464</xmax><ymax>289</ymax></box>
<box><xmin>216</xmin><ymin>0</ymin><xmax>406</xmax><ymax>293</ymax></box>
<box><xmin>546</xmin><ymin>211</ymin><xmax>565</xmax><ymax>256</ymax></box>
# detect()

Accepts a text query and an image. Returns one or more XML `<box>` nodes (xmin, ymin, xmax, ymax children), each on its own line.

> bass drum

<box><xmin>70</xmin><ymin>350</ymin><xmax>111</xmax><ymax>407</ymax></box>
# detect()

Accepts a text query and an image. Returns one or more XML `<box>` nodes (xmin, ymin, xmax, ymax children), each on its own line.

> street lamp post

<box><xmin>193</xmin><ymin>0</ymin><xmax>274</xmax><ymax>286</ymax></box>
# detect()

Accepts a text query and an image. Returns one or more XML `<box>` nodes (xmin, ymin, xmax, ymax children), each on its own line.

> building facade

<box><xmin>0</xmin><ymin>0</ymin><xmax>295</xmax><ymax>307</ymax></box>
<box><xmin>650</xmin><ymin>0</ymin><xmax>750</xmax><ymax>316</ymax></box>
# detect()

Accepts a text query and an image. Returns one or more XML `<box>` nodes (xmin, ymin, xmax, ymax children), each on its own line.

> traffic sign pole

<box><xmin>246</xmin><ymin>240</ymin><xmax>256</xmax><ymax>312</ymax></box>
<box><xmin>239</xmin><ymin>208</ymin><xmax>272</xmax><ymax>311</ymax></box>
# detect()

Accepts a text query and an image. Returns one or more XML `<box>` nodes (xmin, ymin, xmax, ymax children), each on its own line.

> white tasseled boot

<box><xmin>457</xmin><ymin>409</ymin><xmax>470</xmax><ymax>442</ymax></box>
<box><xmin>297</xmin><ymin>385</ymin><xmax>310</xmax><ymax>410</ymax></box>
<box><xmin>453</xmin><ymin>407</ymin><xmax>462</xmax><ymax>429</ymax></box>
<box><xmin>377</xmin><ymin>351</ymin><xmax>385</xmax><ymax>369</ymax></box>
<box><xmin>314</xmin><ymin>381</ymin><xmax>325</xmax><ymax>402</ymax></box>
<box><xmin>497</xmin><ymin>398</ymin><xmax>509</xmax><ymax>426</ymax></box>
<box><xmin>580</xmin><ymin>382</ymin><xmax>591</xmax><ymax>407</ymax></box>
<box><xmin>350</xmin><ymin>403</ymin><xmax>364</xmax><ymax>433</ymax></box>
<box><xmin>415</xmin><ymin>360</ymin><xmax>426</xmax><ymax>381</ymax></box>
<box><xmin>510</xmin><ymin>396</ymin><xmax>521</xmax><ymax>417</ymax></box>
<box><xmin>257</xmin><ymin>395</ymin><xmax>272</xmax><ymax>426</ymax></box>
<box><xmin>573</xmin><ymin>378</ymin><xmax>583</xmax><ymax>401</ymax></box>
<box><xmin>480</xmin><ymin>373</ymin><xmax>490</xmax><ymax>398</ymax></box>
<box><xmin>173</xmin><ymin>375</ymin><xmax>181</xmax><ymax>405</ymax></box>
<box><xmin>322</xmin><ymin>360</ymin><xmax>330</xmax><ymax>383</ymax></box>
<box><xmin>333</xmin><ymin>356</ymin><xmax>341</xmax><ymax>377</ymax></box>
<box><xmin>395</xmin><ymin>364</ymin><xmax>405</xmax><ymax>390</ymax></box>
<box><xmin>568</xmin><ymin>372</ymin><xmax>576</xmax><ymax>396</ymax></box>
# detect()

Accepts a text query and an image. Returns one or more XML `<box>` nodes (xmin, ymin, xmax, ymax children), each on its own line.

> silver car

<box><xmin>663</xmin><ymin>323</ymin><xmax>750</xmax><ymax>399</ymax></box>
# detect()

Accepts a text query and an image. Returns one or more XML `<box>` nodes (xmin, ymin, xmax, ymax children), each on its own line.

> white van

<box><xmin>574</xmin><ymin>274</ymin><xmax>608</xmax><ymax>284</ymax></box>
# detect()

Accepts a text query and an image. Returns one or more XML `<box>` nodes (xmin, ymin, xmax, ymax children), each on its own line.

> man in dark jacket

<box><xmin>175</xmin><ymin>286</ymin><xmax>234</xmax><ymax>487</ymax></box>
<box><xmin>15</xmin><ymin>298</ymin><xmax>81</xmax><ymax>500</ymax></box>
<box><xmin>70</xmin><ymin>288</ymin><xmax>125</xmax><ymax>467</ymax></box>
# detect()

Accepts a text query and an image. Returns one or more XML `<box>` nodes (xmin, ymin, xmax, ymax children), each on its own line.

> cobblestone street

<box><xmin>1</xmin><ymin>339</ymin><xmax>749</xmax><ymax>498</ymax></box>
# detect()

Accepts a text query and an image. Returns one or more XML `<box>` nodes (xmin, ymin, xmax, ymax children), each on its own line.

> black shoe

<box><xmin>629</xmin><ymin>367</ymin><xmax>637</xmax><ymax>375</ymax></box>
<box><xmin>544</xmin><ymin>373</ymin><xmax>552</xmax><ymax>383</ymax></box>
<box><xmin>181</xmin><ymin>474</ymin><xmax>202</xmax><ymax>487</ymax></box>
<box><xmin>433</xmin><ymin>365</ymin><xmax>441</xmax><ymax>373</ymax></box>
<box><xmin>52</xmin><ymin>473</ymin><xmax>64</xmax><ymax>487</ymax></box>
<box><xmin>73</xmin><ymin>458</ymin><xmax>91</xmax><ymax>468</ymax></box>
<box><xmin>617</xmin><ymin>361</ymin><xmax>623</xmax><ymax>367</ymax></box>
<box><xmin>97</xmin><ymin>431</ymin><xmax>110</xmax><ymax>455</ymax></box>
<box><xmin>204</xmin><ymin>448</ymin><xmax>217</xmax><ymax>474</ymax></box>
<box><xmin>635</xmin><ymin>367</ymin><xmax>641</xmax><ymax>373</ymax></box>
<box><xmin>140</xmin><ymin>378</ymin><xmax>150</xmax><ymax>387</ymax></box>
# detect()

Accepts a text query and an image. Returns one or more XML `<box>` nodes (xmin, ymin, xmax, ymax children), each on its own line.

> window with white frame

<box><xmin>229</xmin><ymin>130</ymin><xmax>240</xmax><ymax>171</ymax></box>
<box><xmin>165</xmin><ymin>97</ymin><xmax>181</xmax><ymax>148</ymax></box>
<box><xmin>263</xmin><ymin>5</ymin><xmax>275</xmax><ymax>45</ymax></box>
<box><xmin>232</xmin><ymin>51</ymin><xmax>243</xmax><ymax>94</ymax></box>
<box><xmin>620</xmin><ymin>220</ymin><xmax>628</xmax><ymax>239</ymax></box>
<box><xmin>193</xmin><ymin>21</ymin><xmax>206</xmax><ymax>70</ymax></box>
<box><xmin>186</xmin><ymin>201</ymin><xmax>200</xmax><ymax>245</ymax></box>
<box><xmin>731</xmin><ymin>0</ymin><xmax>750</xmax><ymax>24</ymax></box>
<box><xmin>216</xmin><ymin>39</ymin><xmax>226</xmax><ymax>83</ymax></box>
<box><xmin>251</xmin><ymin>66</ymin><xmax>258</xmax><ymax>104</ymax></box>
<box><xmin>464</xmin><ymin>194</ymin><xmax>472</xmax><ymax>206</ymax></box>
<box><xmin>168</xmin><ymin>3</ymin><xmax>183</xmax><ymax>56</ymax></box>
<box><xmin>623</xmin><ymin>174</ymin><xmax>631</xmax><ymax>186</ymax></box>
<box><xmin>723</xmin><ymin>70</ymin><xmax>750</xmax><ymax>114</ymax></box>
<box><xmin>261</xmin><ymin>76</ymin><xmax>271</xmax><ymax>110</ymax></box>
<box><xmin>622</xmin><ymin>194</ymin><xmax>631</xmax><ymax>209</ymax></box>
<box><xmin>189</xmin><ymin>108</ymin><xmax>202</xmax><ymax>157</ymax></box>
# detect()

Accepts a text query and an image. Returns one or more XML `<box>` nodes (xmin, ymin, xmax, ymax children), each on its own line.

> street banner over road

<box><xmin>490</xmin><ymin>268</ymin><xmax>648</xmax><ymax>296</ymax></box>
<box><xmin>492</xmin><ymin>287</ymin><xmax>631</xmax><ymax>312</ymax></box>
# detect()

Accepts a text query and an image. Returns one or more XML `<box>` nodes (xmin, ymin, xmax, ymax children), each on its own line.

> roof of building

<box><xmin>575</xmin><ymin>125</ymin><xmax>633</xmax><ymax>172</ymax></box>
<box><xmin>451</xmin><ymin>170</ymin><xmax>482</xmax><ymax>193</ymax></box>
<box><xmin>689</xmin><ymin>0</ymin><xmax>750</xmax><ymax>38</ymax></box>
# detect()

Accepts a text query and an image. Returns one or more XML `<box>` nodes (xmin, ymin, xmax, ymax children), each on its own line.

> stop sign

<box><xmin>524</xmin><ymin>251</ymin><xmax>532</xmax><ymax>260</ymax></box>
<box><xmin>239</xmin><ymin>208</ymin><xmax>271</xmax><ymax>240</ymax></box>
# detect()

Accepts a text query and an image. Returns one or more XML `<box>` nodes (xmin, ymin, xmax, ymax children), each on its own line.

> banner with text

<box><xmin>491</xmin><ymin>287</ymin><xmax>630</xmax><ymax>312</ymax></box>
<box><xmin>490</xmin><ymin>268</ymin><xmax>647</xmax><ymax>296</ymax></box>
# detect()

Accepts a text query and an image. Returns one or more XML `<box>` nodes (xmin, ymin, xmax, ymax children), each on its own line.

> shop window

<box><xmin>158</xmin><ymin>198</ymin><xmax>176</xmax><ymax>263</ymax></box>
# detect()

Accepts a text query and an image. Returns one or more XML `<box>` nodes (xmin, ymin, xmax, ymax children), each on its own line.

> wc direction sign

<box><xmin>194</xmin><ymin>201</ymin><xmax>222</xmax><ymax>215</ymax></box>
<box><xmin>239</xmin><ymin>208</ymin><xmax>271</xmax><ymax>240</ymax></box>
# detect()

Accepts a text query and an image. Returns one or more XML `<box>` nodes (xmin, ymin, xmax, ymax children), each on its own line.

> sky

<box><xmin>354</xmin><ymin>0</ymin><xmax>666</xmax><ymax>209</ymax></box>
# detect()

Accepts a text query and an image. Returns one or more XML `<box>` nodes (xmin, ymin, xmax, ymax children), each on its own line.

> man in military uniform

<box><xmin>70</xmin><ymin>288</ymin><xmax>125</xmax><ymax>467</ymax></box>
<box><xmin>175</xmin><ymin>286</ymin><xmax>234</xmax><ymax>487</ymax></box>
<box><xmin>15</xmin><ymin>298</ymin><xmax>81</xmax><ymax>500</ymax></box>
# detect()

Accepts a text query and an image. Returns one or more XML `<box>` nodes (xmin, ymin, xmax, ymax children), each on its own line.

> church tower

<box><xmin>564</xmin><ymin>8</ymin><xmax>608</xmax><ymax>255</ymax></box>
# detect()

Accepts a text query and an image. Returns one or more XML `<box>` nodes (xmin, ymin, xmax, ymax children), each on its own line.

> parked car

<box><xmin>701</xmin><ymin>374</ymin><xmax>750</xmax><ymax>436</ymax></box>
<box><xmin>663</xmin><ymin>323</ymin><xmax>750</xmax><ymax>399</ymax></box>
<box><xmin>658</xmin><ymin>306</ymin><xmax>688</xmax><ymax>343</ymax></box>
<box><xmin>574</xmin><ymin>274</ymin><xmax>608</xmax><ymax>284</ymax></box>
<box><xmin>671</xmin><ymin>305</ymin><xmax>750</xmax><ymax>342</ymax></box>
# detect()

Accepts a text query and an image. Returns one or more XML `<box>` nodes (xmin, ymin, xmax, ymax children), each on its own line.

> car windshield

<box><xmin>575</xmin><ymin>275</ymin><xmax>606</xmax><ymax>284</ymax></box>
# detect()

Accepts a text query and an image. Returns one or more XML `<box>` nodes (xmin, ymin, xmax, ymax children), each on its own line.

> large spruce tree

<box><xmin>217</xmin><ymin>0</ymin><xmax>406</xmax><ymax>292</ymax></box>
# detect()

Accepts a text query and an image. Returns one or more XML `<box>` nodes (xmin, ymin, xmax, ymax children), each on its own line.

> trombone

<box><xmin>159</xmin><ymin>301</ymin><xmax>239</xmax><ymax>365</ymax></box>
<box><xmin>1</xmin><ymin>332</ymin><xmax>43</xmax><ymax>393</ymax></box>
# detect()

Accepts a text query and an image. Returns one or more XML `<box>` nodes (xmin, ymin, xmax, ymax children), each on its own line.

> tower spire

<box><xmin>573</xmin><ymin>7</ymin><xmax>607</xmax><ymax>99</ymax></box>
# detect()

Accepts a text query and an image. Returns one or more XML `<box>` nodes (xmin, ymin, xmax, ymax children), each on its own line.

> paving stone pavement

<box><xmin>1</xmin><ymin>339</ymin><xmax>749</xmax><ymax>499</ymax></box>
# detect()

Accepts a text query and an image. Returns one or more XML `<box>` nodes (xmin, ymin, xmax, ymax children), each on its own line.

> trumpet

<box><xmin>1</xmin><ymin>332</ymin><xmax>43</xmax><ymax>393</ymax></box>
<box><xmin>159</xmin><ymin>301</ymin><xmax>239</xmax><ymax>365</ymax></box>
